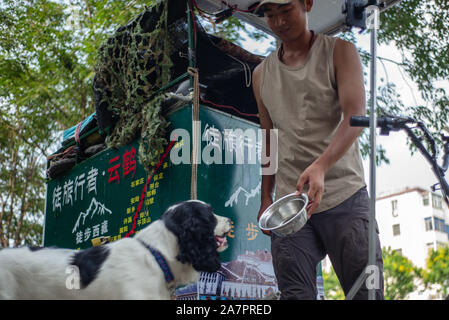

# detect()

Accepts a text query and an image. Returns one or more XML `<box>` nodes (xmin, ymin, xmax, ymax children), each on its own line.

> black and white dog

<box><xmin>0</xmin><ymin>200</ymin><xmax>231</xmax><ymax>299</ymax></box>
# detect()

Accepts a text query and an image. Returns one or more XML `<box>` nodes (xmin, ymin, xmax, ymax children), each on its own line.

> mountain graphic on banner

<box><xmin>72</xmin><ymin>197</ymin><xmax>112</xmax><ymax>233</ymax></box>
<box><xmin>225</xmin><ymin>182</ymin><xmax>261</xmax><ymax>207</ymax></box>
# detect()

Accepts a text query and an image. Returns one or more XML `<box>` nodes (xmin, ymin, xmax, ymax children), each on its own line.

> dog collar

<box><xmin>137</xmin><ymin>240</ymin><xmax>175</xmax><ymax>285</ymax></box>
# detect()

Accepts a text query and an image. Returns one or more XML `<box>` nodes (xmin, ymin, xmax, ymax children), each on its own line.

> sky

<box><xmin>238</xmin><ymin>17</ymin><xmax>448</xmax><ymax>199</ymax></box>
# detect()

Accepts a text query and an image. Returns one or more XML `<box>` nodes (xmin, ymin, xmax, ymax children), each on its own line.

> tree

<box><xmin>322</xmin><ymin>267</ymin><xmax>345</xmax><ymax>300</ymax></box>
<box><xmin>422</xmin><ymin>246</ymin><xmax>449</xmax><ymax>297</ymax></box>
<box><xmin>0</xmin><ymin>120</ymin><xmax>46</xmax><ymax>247</ymax></box>
<box><xmin>378</xmin><ymin>0</ymin><xmax>449</xmax><ymax>138</ymax></box>
<box><xmin>382</xmin><ymin>247</ymin><xmax>422</xmax><ymax>300</ymax></box>
<box><xmin>0</xmin><ymin>0</ymin><xmax>74</xmax><ymax>246</ymax></box>
<box><xmin>323</xmin><ymin>248</ymin><xmax>422</xmax><ymax>300</ymax></box>
<box><xmin>0</xmin><ymin>0</ymin><xmax>155</xmax><ymax>247</ymax></box>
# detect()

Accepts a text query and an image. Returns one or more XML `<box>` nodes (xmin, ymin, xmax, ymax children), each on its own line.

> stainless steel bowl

<box><xmin>258</xmin><ymin>193</ymin><xmax>309</xmax><ymax>237</ymax></box>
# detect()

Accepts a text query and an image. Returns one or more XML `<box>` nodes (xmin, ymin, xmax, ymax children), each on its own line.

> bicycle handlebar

<box><xmin>350</xmin><ymin>115</ymin><xmax>415</xmax><ymax>132</ymax></box>
<box><xmin>350</xmin><ymin>115</ymin><xmax>449</xmax><ymax>207</ymax></box>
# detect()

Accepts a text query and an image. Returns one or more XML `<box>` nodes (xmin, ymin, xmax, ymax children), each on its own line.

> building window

<box><xmin>391</xmin><ymin>199</ymin><xmax>398</xmax><ymax>217</ymax></box>
<box><xmin>425</xmin><ymin>217</ymin><xmax>433</xmax><ymax>231</ymax></box>
<box><xmin>434</xmin><ymin>218</ymin><xmax>446</xmax><ymax>233</ymax></box>
<box><xmin>393</xmin><ymin>224</ymin><xmax>401</xmax><ymax>236</ymax></box>
<box><xmin>422</xmin><ymin>192</ymin><xmax>430</xmax><ymax>206</ymax></box>
<box><xmin>432</xmin><ymin>194</ymin><xmax>442</xmax><ymax>209</ymax></box>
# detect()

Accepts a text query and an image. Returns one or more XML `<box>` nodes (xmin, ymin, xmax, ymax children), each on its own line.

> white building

<box><xmin>376</xmin><ymin>187</ymin><xmax>449</xmax><ymax>269</ymax></box>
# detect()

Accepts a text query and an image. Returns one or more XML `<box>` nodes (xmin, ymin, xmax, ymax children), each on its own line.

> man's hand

<box><xmin>257</xmin><ymin>197</ymin><xmax>273</xmax><ymax>236</ymax></box>
<box><xmin>295</xmin><ymin>162</ymin><xmax>325</xmax><ymax>217</ymax></box>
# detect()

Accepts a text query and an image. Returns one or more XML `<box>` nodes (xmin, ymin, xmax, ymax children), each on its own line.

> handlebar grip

<box><xmin>349</xmin><ymin>116</ymin><xmax>371</xmax><ymax>127</ymax></box>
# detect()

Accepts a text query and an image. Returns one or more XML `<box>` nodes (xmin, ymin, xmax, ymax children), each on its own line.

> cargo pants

<box><xmin>271</xmin><ymin>187</ymin><xmax>384</xmax><ymax>300</ymax></box>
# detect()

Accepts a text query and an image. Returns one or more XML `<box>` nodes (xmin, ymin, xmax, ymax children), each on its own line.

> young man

<box><xmin>253</xmin><ymin>0</ymin><xmax>384</xmax><ymax>299</ymax></box>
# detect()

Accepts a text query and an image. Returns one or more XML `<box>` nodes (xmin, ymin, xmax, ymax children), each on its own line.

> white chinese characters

<box><xmin>51</xmin><ymin>167</ymin><xmax>99</xmax><ymax>212</ymax></box>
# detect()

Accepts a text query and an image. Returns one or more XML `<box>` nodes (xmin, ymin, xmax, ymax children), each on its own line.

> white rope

<box><xmin>187</xmin><ymin>67</ymin><xmax>200</xmax><ymax>200</ymax></box>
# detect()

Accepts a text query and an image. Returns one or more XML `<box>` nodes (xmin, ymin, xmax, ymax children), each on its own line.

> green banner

<box><xmin>45</xmin><ymin>104</ymin><xmax>323</xmax><ymax>300</ymax></box>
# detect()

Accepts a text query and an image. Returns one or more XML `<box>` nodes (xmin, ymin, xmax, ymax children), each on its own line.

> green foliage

<box><xmin>0</xmin><ymin>0</ymin><xmax>74</xmax><ymax>246</ymax></box>
<box><xmin>323</xmin><ymin>248</ymin><xmax>424</xmax><ymax>300</ymax></box>
<box><xmin>382</xmin><ymin>247</ymin><xmax>422</xmax><ymax>300</ymax></box>
<box><xmin>422</xmin><ymin>246</ymin><xmax>449</xmax><ymax>297</ymax></box>
<box><xmin>0</xmin><ymin>0</ymin><xmax>154</xmax><ymax>247</ymax></box>
<box><xmin>322</xmin><ymin>267</ymin><xmax>345</xmax><ymax>300</ymax></box>
<box><xmin>377</xmin><ymin>0</ymin><xmax>449</xmax><ymax>147</ymax></box>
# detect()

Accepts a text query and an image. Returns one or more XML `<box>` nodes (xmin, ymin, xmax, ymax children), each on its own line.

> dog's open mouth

<box><xmin>215</xmin><ymin>234</ymin><xmax>228</xmax><ymax>252</ymax></box>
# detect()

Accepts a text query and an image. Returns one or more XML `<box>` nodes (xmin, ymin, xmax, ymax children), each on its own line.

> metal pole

<box><xmin>186</xmin><ymin>0</ymin><xmax>199</xmax><ymax>200</ymax></box>
<box><xmin>367</xmin><ymin>4</ymin><xmax>379</xmax><ymax>301</ymax></box>
<box><xmin>345</xmin><ymin>271</ymin><xmax>369</xmax><ymax>300</ymax></box>
<box><xmin>345</xmin><ymin>2</ymin><xmax>379</xmax><ymax>300</ymax></box>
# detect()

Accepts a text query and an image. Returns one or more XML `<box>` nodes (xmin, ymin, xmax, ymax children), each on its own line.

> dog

<box><xmin>0</xmin><ymin>200</ymin><xmax>232</xmax><ymax>299</ymax></box>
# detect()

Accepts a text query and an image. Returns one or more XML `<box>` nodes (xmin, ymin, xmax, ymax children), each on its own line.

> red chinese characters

<box><xmin>107</xmin><ymin>147</ymin><xmax>137</xmax><ymax>184</ymax></box>
<box><xmin>123</xmin><ymin>148</ymin><xmax>137</xmax><ymax>179</ymax></box>
<box><xmin>107</xmin><ymin>156</ymin><xmax>121</xmax><ymax>184</ymax></box>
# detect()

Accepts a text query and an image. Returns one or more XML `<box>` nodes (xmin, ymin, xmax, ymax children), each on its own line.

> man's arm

<box><xmin>295</xmin><ymin>38</ymin><xmax>366</xmax><ymax>216</ymax></box>
<box><xmin>252</xmin><ymin>63</ymin><xmax>275</xmax><ymax>235</ymax></box>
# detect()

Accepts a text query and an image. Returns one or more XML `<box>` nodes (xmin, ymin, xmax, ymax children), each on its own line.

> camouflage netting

<box><xmin>93</xmin><ymin>0</ymin><xmax>176</xmax><ymax>173</ymax></box>
<box><xmin>93</xmin><ymin>0</ymin><xmax>264</xmax><ymax>174</ymax></box>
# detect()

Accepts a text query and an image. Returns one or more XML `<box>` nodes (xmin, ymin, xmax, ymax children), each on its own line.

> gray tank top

<box><xmin>260</xmin><ymin>33</ymin><xmax>366</xmax><ymax>213</ymax></box>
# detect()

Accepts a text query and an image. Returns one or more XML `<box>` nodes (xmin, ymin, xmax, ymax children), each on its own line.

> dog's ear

<box><xmin>162</xmin><ymin>202</ymin><xmax>221</xmax><ymax>273</ymax></box>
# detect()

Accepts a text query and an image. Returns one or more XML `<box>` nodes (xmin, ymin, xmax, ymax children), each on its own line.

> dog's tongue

<box><xmin>216</xmin><ymin>235</ymin><xmax>227</xmax><ymax>248</ymax></box>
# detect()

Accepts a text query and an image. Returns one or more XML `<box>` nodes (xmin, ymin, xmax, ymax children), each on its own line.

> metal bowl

<box><xmin>258</xmin><ymin>193</ymin><xmax>309</xmax><ymax>237</ymax></box>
